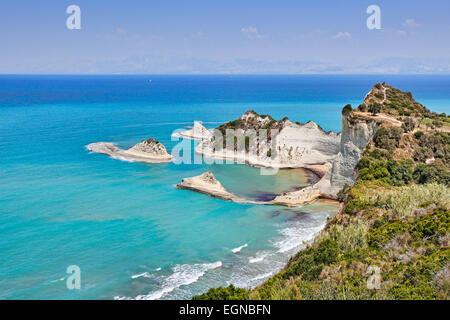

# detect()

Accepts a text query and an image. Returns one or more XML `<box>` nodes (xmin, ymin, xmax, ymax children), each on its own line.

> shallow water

<box><xmin>1</xmin><ymin>75</ymin><xmax>449</xmax><ymax>299</ymax></box>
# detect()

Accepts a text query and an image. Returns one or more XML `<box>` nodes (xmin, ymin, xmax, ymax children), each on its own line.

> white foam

<box><xmin>231</xmin><ymin>243</ymin><xmax>248</xmax><ymax>253</ymax></box>
<box><xmin>250</xmin><ymin>272</ymin><xmax>273</xmax><ymax>282</ymax></box>
<box><xmin>118</xmin><ymin>261</ymin><xmax>222</xmax><ymax>300</ymax></box>
<box><xmin>131</xmin><ymin>272</ymin><xmax>152</xmax><ymax>279</ymax></box>
<box><xmin>275</xmin><ymin>222</ymin><xmax>325</xmax><ymax>253</ymax></box>
<box><xmin>249</xmin><ymin>253</ymin><xmax>268</xmax><ymax>263</ymax></box>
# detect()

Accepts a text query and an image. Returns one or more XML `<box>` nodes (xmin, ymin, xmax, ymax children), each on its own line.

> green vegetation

<box><xmin>193</xmin><ymin>285</ymin><xmax>249</xmax><ymax>300</ymax></box>
<box><xmin>412</xmin><ymin>131</ymin><xmax>450</xmax><ymax>167</ymax></box>
<box><xmin>194</xmin><ymin>84</ymin><xmax>449</xmax><ymax>301</ymax></box>
<box><xmin>342</xmin><ymin>104</ymin><xmax>353</xmax><ymax>114</ymax></box>
<box><xmin>373</xmin><ymin>127</ymin><xmax>403</xmax><ymax>152</ymax></box>
<box><xmin>368</xmin><ymin>102</ymin><xmax>382</xmax><ymax>115</ymax></box>
<box><xmin>402</xmin><ymin>117</ymin><xmax>416</xmax><ymax>133</ymax></box>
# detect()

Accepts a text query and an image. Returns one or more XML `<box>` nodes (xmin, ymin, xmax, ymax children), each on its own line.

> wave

<box><xmin>249</xmin><ymin>253</ymin><xmax>269</xmax><ymax>263</ymax></box>
<box><xmin>131</xmin><ymin>272</ymin><xmax>153</xmax><ymax>279</ymax></box>
<box><xmin>231</xmin><ymin>243</ymin><xmax>248</xmax><ymax>253</ymax></box>
<box><xmin>250</xmin><ymin>272</ymin><xmax>273</xmax><ymax>282</ymax></box>
<box><xmin>274</xmin><ymin>222</ymin><xmax>325</xmax><ymax>253</ymax></box>
<box><xmin>117</xmin><ymin>261</ymin><xmax>222</xmax><ymax>300</ymax></box>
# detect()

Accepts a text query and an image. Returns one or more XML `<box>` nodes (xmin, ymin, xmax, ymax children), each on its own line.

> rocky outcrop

<box><xmin>182</xmin><ymin>95</ymin><xmax>382</xmax><ymax>202</ymax></box>
<box><xmin>87</xmin><ymin>138</ymin><xmax>173</xmax><ymax>163</ymax></box>
<box><xmin>195</xmin><ymin>111</ymin><xmax>341</xmax><ymax>168</ymax></box>
<box><xmin>176</xmin><ymin>171</ymin><xmax>249</xmax><ymax>203</ymax></box>
<box><xmin>172</xmin><ymin>121</ymin><xmax>212</xmax><ymax>140</ymax></box>
<box><xmin>176</xmin><ymin>171</ymin><xmax>326</xmax><ymax>207</ymax></box>
<box><xmin>317</xmin><ymin>113</ymin><xmax>380</xmax><ymax>196</ymax></box>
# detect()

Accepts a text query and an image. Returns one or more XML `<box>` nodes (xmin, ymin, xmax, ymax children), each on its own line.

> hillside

<box><xmin>193</xmin><ymin>84</ymin><xmax>450</xmax><ymax>300</ymax></box>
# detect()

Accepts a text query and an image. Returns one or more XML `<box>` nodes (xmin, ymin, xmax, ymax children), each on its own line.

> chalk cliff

<box><xmin>196</xmin><ymin>110</ymin><xmax>341</xmax><ymax>168</ymax></box>
<box><xmin>179</xmin><ymin>87</ymin><xmax>388</xmax><ymax>204</ymax></box>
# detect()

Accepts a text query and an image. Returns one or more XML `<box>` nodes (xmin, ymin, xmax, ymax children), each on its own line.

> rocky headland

<box><xmin>194</xmin><ymin>83</ymin><xmax>450</xmax><ymax>300</ymax></box>
<box><xmin>176</xmin><ymin>89</ymin><xmax>386</xmax><ymax>206</ymax></box>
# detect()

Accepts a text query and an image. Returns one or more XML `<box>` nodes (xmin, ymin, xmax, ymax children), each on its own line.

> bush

<box><xmin>193</xmin><ymin>285</ymin><xmax>249</xmax><ymax>300</ymax></box>
<box><xmin>386</xmin><ymin>160</ymin><xmax>414</xmax><ymax>186</ymax></box>
<box><xmin>342</xmin><ymin>104</ymin><xmax>352</xmax><ymax>114</ymax></box>
<box><xmin>373</xmin><ymin>127</ymin><xmax>403</xmax><ymax>152</ymax></box>
<box><xmin>411</xmin><ymin>209</ymin><xmax>449</xmax><ymax>240</ymax></box>
<box><xmin>414</xmin><ymin>131</ymin><xmax>425</xmax><ymax>140</ymax></box>
<box><xmin>402</xmin><ymin>117</ymin><xmax>416</xmax><ymax>133</ymax></box>
<box><xmin>314</xmin><ymin>239</ymin><xmax>339</xmax><ymax>265</ymax></box>
<box><xmin>413</xmin><ymin>164</ymin><xmax>450</xmax><ymax>186</ymax></box>
<box><xmin>357</xmin><ymin>104</ymin><xmax>367</xmax><ymax>112</ymax></box>
<box><xmin>283</xmin><ymin>239</ymin><xmax>339</xmax><ymax>281</ymax></box>
<box><xmin>368</xmin><ymin>102</ymin><xmax>382</xmax><ymax>115</ymax></box>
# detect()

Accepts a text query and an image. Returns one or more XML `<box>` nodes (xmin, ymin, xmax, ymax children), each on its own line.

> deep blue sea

<box><xmin>1</xmin><ymin>75</ymin><xmax>449</xmax><ymax>299</ymax></box>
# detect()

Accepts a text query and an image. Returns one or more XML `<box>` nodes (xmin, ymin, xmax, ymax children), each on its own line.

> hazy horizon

<box><xmin>2</xmin><ymin>0</ymin><xmax>450</xmax><ymax>74</ymax></box>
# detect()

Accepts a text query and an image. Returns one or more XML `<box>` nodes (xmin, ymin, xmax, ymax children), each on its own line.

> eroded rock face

<box><xmin>128</xmin><ymin>138</ymin><xmax>170</xmax><ymax>156</ymax></box>
<box><xmin>318</xmin><ymin>112</ymin><xmax>379</xmax><ymax>196</ymax></box>
<box><xmin>196</xmin><ymin>111</ymin><xmax>341</xmax><ymax>168</ymax></box>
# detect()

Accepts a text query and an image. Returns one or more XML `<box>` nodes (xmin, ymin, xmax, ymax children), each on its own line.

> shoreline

<box><xmin>176</xmin><ymin>170</ymin><xmax>335</xmax><ymax>207</ymax></box>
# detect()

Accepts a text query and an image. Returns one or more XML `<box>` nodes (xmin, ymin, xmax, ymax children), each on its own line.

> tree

<box><xmin>368</xmin><ymin>102</ymin><xmax>382</xmax><ymax>115</ymax></box>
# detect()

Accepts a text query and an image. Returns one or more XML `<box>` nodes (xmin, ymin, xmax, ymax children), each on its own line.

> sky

<box><xmin>1</xmin><ymin>0</ymin><xmax>450</xmax><ymax>74</ymax></box>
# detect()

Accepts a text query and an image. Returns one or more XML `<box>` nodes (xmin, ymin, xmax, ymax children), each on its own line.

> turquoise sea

<box><xmin>1</xmin><ymin>75</ymin><xmax>450</xmax><ymax>299</ymax></box>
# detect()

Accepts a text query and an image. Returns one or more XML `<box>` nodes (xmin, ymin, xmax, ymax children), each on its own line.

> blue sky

<box><xmin>1</xmin><ymin>0</ymin><xmax>450</xmax><ymax>74</ymax></box>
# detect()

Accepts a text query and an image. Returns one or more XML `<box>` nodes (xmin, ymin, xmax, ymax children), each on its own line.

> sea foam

<box><xmin>231</xmin><ymin>243</ymin><xmax>248</xmax><ymax>253</ymax></box>
<box><xmin>117</xmin><ymin>261</ymin><xmax>222</xmax><ymax>300</ymax></box>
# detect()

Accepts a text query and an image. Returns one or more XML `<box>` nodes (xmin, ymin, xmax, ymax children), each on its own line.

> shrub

<box><xmin>367</xmin><ymin>220</ymin><xmax>410</xmax><ymax>248</ymax></box>
<box><xmin>386</xmin><ymin>160</ymin><xmax>413</xmax><ymax>186</ymax></box>
<box><xmin>401</xmin><ymin>117</ymin><xmax>416</xmax><ymax>133</ymax></box>
<box><xmin>193</xmin><ymin>285</ymin><xmax>249</xmax><ymax>300</ymax></box>
<box><xmin>357</xmin><ymin>104</ymin><xmax>367</xmax><ymax>112</ymax></box>
<box><xmin>342</xmin><ymin>104</ymin><xmax>352</xmax><ymax>114</ymax></box>
<box><xmin>414</xmin><ymin>131</ymin><xmax>425</xmax><ymax>140</ymax></box>
<box><xmin>373</xmin><ymin>127</ymin><xmax>403</xmax><ymax>152</ymax></box>
<box><xmin>368</xmin><ymin>102</ymin><xmax>382</xmax><ymax>115</ymax></box>
<box><xmin>314</xmin><ymin>239</ymin><xmax>339</xmax><ymax>265</ymax></box>
<box><xmin>413</xmin><ymin>164</ymin><xmax>450</xmax><ymax>186</ymax></box>
<box><xmin>411</xmin><ymin>209</ymin><xmax>449</xmax><ymax>240</ymax></box>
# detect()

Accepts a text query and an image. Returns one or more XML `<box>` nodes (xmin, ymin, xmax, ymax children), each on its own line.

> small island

<box><xmin>87</xmin><ymin>138</ymin><xmax>173</xmax><ymax>163</ymax></box>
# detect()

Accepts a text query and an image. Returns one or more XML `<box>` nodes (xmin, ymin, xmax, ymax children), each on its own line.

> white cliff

<box><xmin>195</xmin><ymin>111</ymin><xmax>341</xmax><ymax>168</ymax></box>
<box><xmin>178</xmin><ymin>99</ymin><xmax>381</xmax><ymax>204</ymax></box>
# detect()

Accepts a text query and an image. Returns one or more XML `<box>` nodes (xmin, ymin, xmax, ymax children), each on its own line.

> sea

<box><xmin>1</xmin><ymin>74</ymin><xmax>449</xmax><ymax>299</ymax></box>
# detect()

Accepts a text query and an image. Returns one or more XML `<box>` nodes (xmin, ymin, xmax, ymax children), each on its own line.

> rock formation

<box><xmin>172</xmin><ymin>121</ymin><xmax>212</xmax><ymax>140</ymax></box>
<box><xmin>176</xmin><ymin>171</ymin><xmax>322</xmax><ymax>207</ymax></box>
<box><xmin>177</xmin><ymin>85</ymin><xmax>397</xmax><ymax>204</ymax></box>
<box><xmin>87</xmin><ymin>138</ymin><xmax>173</xmax><ymax>163</ymax></box>
<box><xmin>195</xmin><ymin>110</ymin><xmax>341</xmax><ymax>168</ymax></box>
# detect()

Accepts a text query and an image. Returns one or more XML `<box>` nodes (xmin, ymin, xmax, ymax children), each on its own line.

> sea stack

<box><xmin>87</xmin><ymin>138</ymin><xmax>173</xmax><ymax>163</ymax></box>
